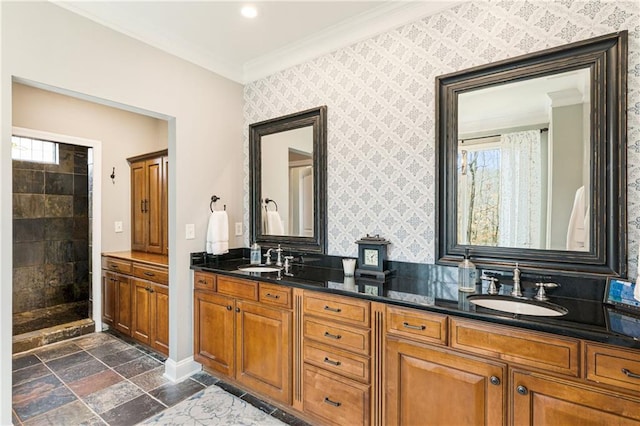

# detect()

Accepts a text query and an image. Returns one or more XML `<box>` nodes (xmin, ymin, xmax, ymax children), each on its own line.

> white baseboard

<box><xmin>163</xmin><ymin>356</ymin><xmax>201</xmax><ymax>383</ymax></box>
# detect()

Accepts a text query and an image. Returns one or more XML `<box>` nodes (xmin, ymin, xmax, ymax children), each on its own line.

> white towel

<box><xmin>566</xmin><ymin>186</ymin><xmax>587</xmax><ymax>250</ymax></box>
<box><xmin>266</xmin><ymin>210</ymin><xmax>284</xmax><ymax>235</ymax></box>
<box><xmin>206</xmin><ymin>211</ymin><xmax>229</xmax><ymax>255</ymax></box>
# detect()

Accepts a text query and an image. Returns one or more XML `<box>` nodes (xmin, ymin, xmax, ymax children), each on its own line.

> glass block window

<box><xmin>11</xmin><ymin>135</ymin><xmax>59</xmax><ymax>164</ymax></box>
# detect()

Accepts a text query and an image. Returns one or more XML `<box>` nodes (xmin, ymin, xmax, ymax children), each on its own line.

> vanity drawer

<box><xmin>304</xmin><ymin>318</ymin><xmax>370</xmax><ymax>356</ymax></box>
<box><xmin>304</xmin><ymin>341</ymin><xmax>370</xmax><ymax>383</ymax></box>
<box><xmin>303</xmin><ymin>365</ymin><xmax>370</xmax><ymax>426</ymax></box>
<box><xmin>194</xmin><ymin>272</ymin><xmax>216</xmax><ymax>291</ymax></box>
<box><xmin>259</xmin><ymin>283</ymin><xmax>292</xmax><ymax>309</ymax></box>
<box><xmin>450</xmin><ymin>318</ymin><xmax>580</xmax><ymax>377</ymax></box>
<box><xmin>386</xmin><ymin>305</ymin><xmax>447</xmax><ymax>345</ymax></box>
<box><xmin>133</xmin><ymin>262</ymin><xmax>168</xmax><ymax>285</ymax></box>
<box><xmin>102</xmin><ymin>257</ymin><xmax>132</xmax><ymax>274</ymax></box>
<box><xmin>586</xmin><ymin>343</ymin><xmax>640</xmax><ymax>394</ymax></box>
<box><xmin>217</xmin><ymin>276</ymin><xmax>258</xmax><ymax>301</ymax></box>
<box><xmin>304</xmin><ymin>292</ymin><xmax>370</xmax><ymax>327</ymax></box>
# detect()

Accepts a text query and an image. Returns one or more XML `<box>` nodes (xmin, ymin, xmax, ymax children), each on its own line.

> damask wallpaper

<box><xmin>243</xmin><ymin>0</ymin><xmax>639</xmax><ymax>273</ymax></box>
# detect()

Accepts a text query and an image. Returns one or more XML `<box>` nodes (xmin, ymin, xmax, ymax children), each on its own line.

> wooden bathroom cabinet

<box><xmin>102</xmin><ymin>252</ymin><xmax>169</xmax><ymax>355</ymax></box>
<box><xmin>192</xmin><ymin>271</ymin><xmax>640</xmax><ymax>426</ymax></box>
<box><xmin>128</xmin><ymin>150</ymin><xmax>168</xmax><ymax>255</ymax></box>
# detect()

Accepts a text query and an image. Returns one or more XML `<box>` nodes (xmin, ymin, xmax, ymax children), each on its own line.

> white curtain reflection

<box><xmin>498</xmin><ymin>130</ymin><xmax>542</xmax><ymax>248</ymax></box>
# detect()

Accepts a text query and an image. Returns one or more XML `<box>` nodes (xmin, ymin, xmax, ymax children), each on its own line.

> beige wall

<box><xmin>12</xmin><ymin>83</ymin><xmax>167</xmax><ymax>252</ymax></box>
<box><xmin>0</xmin><ymin>2</ymin><xmax>244</xmax><ymax>420</ymax></box>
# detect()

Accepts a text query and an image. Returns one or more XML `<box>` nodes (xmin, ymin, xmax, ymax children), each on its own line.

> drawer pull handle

<box><xmin>197</xmin><ymin>279</ymin><xmax>207</xmax><ymax>284</ymax></box>
<box><xmin>143</xmin><ymin>271</ymin><xmax>155</xmax><ymax>277</ymax></box>
<box><xmin>324</xmin><ymin>331</ymin><xmax>342</xmax><ymax>340</ymax></box>
<box><xmin>323</xmin><ymin>397</ymin><xmax>341</xmax><ymax>407</ymax></box>
<box><xmin>324</xmin><ymin>305</ymin><xmax>342</xmax><ymax>313</ymax></box>
<box><xmin>323</xmin><ymin>357</ymin><xmax>341</xmax><ymax>366</ymax></box>
<box><xmin>265</xmin><ymin>293</ymin><xmax>280</xmax><ymax>299</ymax></box>
<box><xmin>516</xmin><ymin>385</ymin><xmax>528</xmax><ymax>396</ymax></box>
<box><xmin>110</xmin><ymin>264</ymin><xmax>119</xmax><ymax>269</ymax></box>
<box><xmin>490</xmin><ymin>376</ymin><xmax>501</xmax><ymax>386</ymax></box>
<box><xmin>403</xmin><ymin>322</ymin><xmax>426</xmax><ymax>331</ymax></box>
<box><xmin>622</xmin><ymin>368</ymin><xmax>640</xmax><ymax>379</ymax></box>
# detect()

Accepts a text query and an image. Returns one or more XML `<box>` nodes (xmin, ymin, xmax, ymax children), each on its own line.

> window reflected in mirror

<box><xmin>456</xmin><ymin>68</ymin><xmax>591</xmax><ymax>252</ymax></box>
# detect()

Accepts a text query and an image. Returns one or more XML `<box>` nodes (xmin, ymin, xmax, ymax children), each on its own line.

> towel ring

<box><xmin>210</xmin><ymin>195</ymin><xmax>226</xmax><ymax>212</ymax></box>
<box><xmin>264</xmin><ymin>198</ymin><xmax>278</xmax><ymax>211</ymax></box>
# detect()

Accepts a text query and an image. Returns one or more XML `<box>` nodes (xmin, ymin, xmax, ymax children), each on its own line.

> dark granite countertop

<box><xmin>191</xmin><ymin>257</ymin><xmax>640</xmax><ymax>350</ymax></box>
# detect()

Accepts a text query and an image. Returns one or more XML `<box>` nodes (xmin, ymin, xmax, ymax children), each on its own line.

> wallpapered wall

<box><xmin>244</xmin><ymin>1</ymin><xmax>639</xmax><ymax>273</ymax></box>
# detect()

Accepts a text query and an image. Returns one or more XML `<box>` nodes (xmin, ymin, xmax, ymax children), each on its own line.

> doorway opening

<box><xmin>12</xmin><ymin>131</ymin><xmax>97</xmax><ymax>352</ymax></box>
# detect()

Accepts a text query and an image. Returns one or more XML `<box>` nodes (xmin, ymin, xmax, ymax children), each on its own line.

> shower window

<box><xmin>11</xmin><ymin>135</ymin><xmax>59</xmax><ymax>164</ymax></box>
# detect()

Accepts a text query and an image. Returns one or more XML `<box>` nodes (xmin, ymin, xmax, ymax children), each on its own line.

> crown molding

<box><xmin>242</xmin><ymin>1</ymin><xmax>462</xmax><ymax>83</ymax></box>
<box><xmin>53</xmin><ymin>1</ymin><xmax>244</xmax><ymax>82</ymax></box>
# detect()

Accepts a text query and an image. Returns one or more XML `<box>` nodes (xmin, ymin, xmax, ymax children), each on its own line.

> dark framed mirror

<box><xmin>250</xmin><ymin>106</ymin><xmax>327</xmax><ymax>253</ymax></box>
<box><xmin>436</xmin><ymin>31</ymin><xmax>627</xmax><ymax>276</ymax></box>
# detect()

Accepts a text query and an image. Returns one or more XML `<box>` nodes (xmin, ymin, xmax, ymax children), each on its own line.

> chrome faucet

<box><xmin>511</xmin><ymin>263</ymin><xmax>523</xmax><ymax>298</ymax></box>
<box><xmin>275</xmin><ymin>244</ymin><xmax>284</xmax><ymax>267</ymax></box>
<box><xmin>264</xmin><ymin>249</ymin><xmax>273</xmax><ymax>265</ymax></box>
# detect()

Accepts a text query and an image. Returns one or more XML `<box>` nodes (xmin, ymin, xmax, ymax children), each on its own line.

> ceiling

<box><xmin>55</xmin><ymin>1</ymin><xmax>462</xmax><ymax>84</ymax></box>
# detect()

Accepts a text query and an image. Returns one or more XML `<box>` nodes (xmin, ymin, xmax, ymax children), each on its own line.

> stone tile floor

<box><xmin>12</xmin><ymin>332</ymin><xmax>309</xmax><ymax>426</ymax></box>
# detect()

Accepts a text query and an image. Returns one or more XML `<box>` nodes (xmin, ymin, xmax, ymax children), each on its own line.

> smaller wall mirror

<box><xmin>436</xmin><ymin>32</ymin><xmax>627</xmax><ymax>276</ymax></box>
<box><xmin>250</xmin><ymin>106</ymin><xmax>327</xmax><ymax>253</ymax></box>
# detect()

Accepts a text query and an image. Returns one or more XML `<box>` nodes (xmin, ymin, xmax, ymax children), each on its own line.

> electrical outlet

<box><xmin>235</xmin><ymin>222</ymin><xmax>243</xmax><ymax>236</ymax></box>
<box><xmin>114</xmin><ymin>221</ymin><xmax>123</xmax><ymax>233</ymax></box>
<box><xmin>185</xmin><ymin>223</ymin><xmax>195</xmax><ymax>239</ymax></box>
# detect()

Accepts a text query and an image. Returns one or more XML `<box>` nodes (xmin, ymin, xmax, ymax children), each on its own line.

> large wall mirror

<box><xmin>436</xmin><ymin>31</ymin><xmax>627</xmax><ymax>276</ymax></box>
<box><xmin>250</xmin><ymin>106</ymin><xmax>327</xmax><ymax>253</ymax></box>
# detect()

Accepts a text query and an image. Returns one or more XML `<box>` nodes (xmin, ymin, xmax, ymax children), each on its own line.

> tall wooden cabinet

<box><xmin>128</xmin><ymin>150</ymin><xmax>168</xmax><ymax>255</ymax></box>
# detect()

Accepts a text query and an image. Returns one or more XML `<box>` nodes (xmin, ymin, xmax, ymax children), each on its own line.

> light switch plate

<box><xmin>185</xmin><ymin>223</ymin><xmax>195</xmax><ymax>240</ymax></box>
<box><xmin>114</xmin><ymin>221</ymin><xmax>123</xmax><ymax>233</ymax></box>
<box><xmin>235</xmin><ymin>222</ymin><xmax>242</xmax><ymax>236</ymax></box>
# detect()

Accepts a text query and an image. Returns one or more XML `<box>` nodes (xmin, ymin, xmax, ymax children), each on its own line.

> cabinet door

<box><xmin>162</xmin><ymin>156</ymin><xmax>168</xmax><ymax>255</ymax></box>
<box><xmin>151</xmin><ymin>283</ymin><xmax>169</xmax><ymax>355</ymax></box>
<box><xmin>101</xmin><ymin>271</ymin><xmax>116</xmax><ymax>327</ymax></box>
<box><xmin>386</xmin><ymin>337</ymin><xmax>506</xmax><ymax>426</ymax></box>
<box><xmin>130</xmin><ymin>160</ymin><xmax>146</xmax><ymax>252</ymax></box>
<box><xmin>145</xmin><ymin>157</ymin><xmax>163</xmax><ymax>254</ymax></box>
<box><xmin>194</xmin><ymin>291</ymin><xmax>235</xmax><ymax>377</ymax></box>
<box><xmin>115</xmin><ymin>275</ymin><xmax>133</xmax><ymax>335</ymax></box>
<box><xmin>512</xmin><ymin>371</ymin><xmax>640</xmax><ymax>426</ymax></box>
<box><xmin>236</xmin><ymin>300</ymin><xmax>292</xmax><ymax>404</ymax></box>
<box><xmin>131</xmin><ymin>279</ymin><xmax>151</xmax><ymax>344</ymax></box>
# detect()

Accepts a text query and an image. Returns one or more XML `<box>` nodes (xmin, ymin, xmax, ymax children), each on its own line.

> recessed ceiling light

<box><xmin>241</xmin><ymin>5</ymin><xmax>257</xmax><ymax>19</ymax></box>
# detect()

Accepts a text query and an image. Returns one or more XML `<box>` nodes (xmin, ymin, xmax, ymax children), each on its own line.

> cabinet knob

<box><xmin>323</xmin><ymin>397</ymin><xmax>341</xmax><ymax>407</ymax></box>
<box><xmin>516</xmin><ymin>385</ymin><xmax>528</xmax><ymax>395</ymax></box>
<box><xmin>490</xmin><ymin>376</ymin><xmax>501</xmax><ymax>386</ymax></box>
<box><xmin>235</xmin><ymin>307</ymin><xmax>240</xmax><ymax>313</ymax></box>
<box><xmin>226</xmin><ymin>305</ymin><xmax>232</xmax><ymax>311</ymax></box>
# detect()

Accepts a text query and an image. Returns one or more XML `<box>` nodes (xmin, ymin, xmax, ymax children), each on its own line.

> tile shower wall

<box><xmin>13</xmin><ymin>143</ymin><xmax>90</xmax><ymax>314</ymax></box>
<box><xmin>243</xmin><ymin>1</ymin><xmax>640</xmax><ymax>273</ymax></box>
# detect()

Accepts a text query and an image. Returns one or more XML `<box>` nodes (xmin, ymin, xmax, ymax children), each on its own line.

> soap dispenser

<box><xmin>250</xmin><ymin>242</ymin><xmax>261</xmax><ymax>265</ymax></box>
<box><xmin>458</xmin><ymin>248</ymin><xmax>477</xmax><ymax>292</ymax></box>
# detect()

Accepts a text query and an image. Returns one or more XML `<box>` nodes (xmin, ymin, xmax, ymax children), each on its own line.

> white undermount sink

<box><xmin>237</xmin><ymin>264</ymin><xmax>281</xmax><ymax>273</ymax></box>
<box><xmin>468</xmin><ymin>295</ymin><xmax>568</xmax><ymax>317</ymax></box>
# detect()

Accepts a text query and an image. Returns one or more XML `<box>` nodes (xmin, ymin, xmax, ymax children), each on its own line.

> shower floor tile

<box><xmin>12</xmin><ymin>331</ymin><xmax>308</xmax><ymax>425</ymax></box>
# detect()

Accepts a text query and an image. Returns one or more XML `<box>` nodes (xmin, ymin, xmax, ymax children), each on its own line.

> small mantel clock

<box><xmin>355</xmin><ymin>234</ymin><xmax>391</xmax><ymax>279</ymax></box>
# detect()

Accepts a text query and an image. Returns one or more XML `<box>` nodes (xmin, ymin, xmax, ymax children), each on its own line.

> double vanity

<box><xmin>189</xmin><ymin>30</ymin><xmax>636</xmax><ymax>425</ymax></box>
<box><xmin>191</xmin><ymin>255</ymin><xmax>640</xmax><ymax>425</ymax></box>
